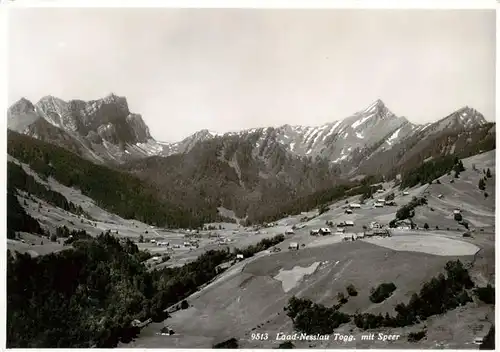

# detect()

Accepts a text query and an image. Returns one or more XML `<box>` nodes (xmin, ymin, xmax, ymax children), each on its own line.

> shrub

<box><xmin>474</xmin><ymin>284</ymin><xmax>495</xmax><ymax>304</ymax></box>
<box><xmin>479</xmin><ymin>178</ymin><xmax>486</xmax><ymax>190</ymax></box>
<box><xmin>278</xmin><ymin>341</ymin><xmax>295</xmax><ymax>349</ymax></box>
<box><xmin>454</xmin><ymin>213</ymin><xmax>463</xmax><ymax>221</ymax></box>
<box><xmin>346</xmin><ymin>284</ymin><xmax>358</xmax><ymax>296</ymax></box>
<box><xmin>337</xmin><ymin>292</ymin><xmax>348</xmax><ymax>304</ymax></box>
<box><xmin>484</xmin><ymin>192</ymin><xmax>489</xmax><ymax>198</ymax></box>
<box><xmin>319</xmin><ymin>204</ymin><xmax>330</xmax><ymax>215</ymax></box>
<box><xmin>180</xmin><ymin>300</ymin><xmax>189</xmax><ymax>309</ymax></box>
<box><xmin>369</xmin><ymin>283</ymin><xmax>397</xmax><ymax>303</ymax></box>
<box><xmin>408</xmin><ymin>330</ymin><xmax>426</xmax><ymax>342</ymax></box>
<box><xmin>213</xmin><ymin>338</ymin><xmax>238</xmax><ymax>349</ymax></box>
<box><xmin>423</xmin><ymin>223</ymin><xmax>429</xmax><ymax>229</ymax></box>
<box><xmin>284</xmin><ymin>297</ymin><xmax>350</xmax><ymax>334</ymax></box>
<box><xmin>486</xmin><ymin>168</ymin><xmax>492</xmax><ymax>178</ymax></box>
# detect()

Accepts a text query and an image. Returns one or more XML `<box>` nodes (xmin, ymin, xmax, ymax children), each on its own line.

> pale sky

<box><xmin>7</xmin><ymin>8</ymin><xmax>495</xmax><ymax>142</ymax></box>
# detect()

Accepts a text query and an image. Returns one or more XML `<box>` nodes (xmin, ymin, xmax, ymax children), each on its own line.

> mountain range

<box><xmin>7</xmin><ymin>94</ymin><xmax>495</xmax><ymax>224</ymax></box>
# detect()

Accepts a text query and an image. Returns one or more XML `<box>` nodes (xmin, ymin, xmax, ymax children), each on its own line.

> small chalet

<box><xmin>289</xmin><ymin>242</ymin><xmax>299</xmax><ymax>250</ymax></box>
<box><xmin>319</xmin><ymin>228</ymin><xmax>331</xmax><ymax>235</ymax></box>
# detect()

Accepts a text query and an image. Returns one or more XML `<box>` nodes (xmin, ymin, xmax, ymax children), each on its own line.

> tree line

<box><xmin>7</xmin><ymin>131</ymin><xmax>204</xmax><ymax>229</ymax></box>
<box><xmin>8</xmin><ymin>161</ymin><xmax>86</xmax><ymax>217</ymax></box>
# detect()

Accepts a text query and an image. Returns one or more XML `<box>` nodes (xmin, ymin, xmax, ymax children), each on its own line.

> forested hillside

<box><xmin>7</xmin><ymin>131</ymin><xmax>203</xmax><ymax>228</ymax></box>
<box><xmin>7</xmin><ymin>231</ymin><xmax>284</xmax><ymax>348</ymax></box>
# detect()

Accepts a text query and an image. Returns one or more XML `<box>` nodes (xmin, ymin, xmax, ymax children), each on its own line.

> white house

<box><xmin>453</xmin><ymin>209</ymin><xmax>461</xmax><ymax>214</ymax></box>
<box><xmin>319</xmin><ymin>228</ymin><xmax>331</xmax><ymax>235</ymax></box>
<box><xmin>403</xmin><ymin>191</ymin><xmax>410</xmax><ymax>196</ymax></box>
<box><xmin>285</xmin><ymin>229</ymin><xmax>295</xmax><ymax>235</ymax></box>
<box><xmin>349</xmin><ymin>203</ymin><xmax>361</xmax><ymax>209</ymax></box>
<box><xmin>336</xmin><ymin>227</ymin><xmax>345</xmax><ymax>233</ymax></box>
<box><xmin>345</xmin><ymin>209</ymin><xmax>353</xmax><ymax>214</ymax></box>
<box><xmin>289</xmin><ymin>242</ymin><xmax>299</xmax><ymax>250</ymax></box>
<box><xmin>183</xmin><ymin>242</ymin><xmax>191</xmax><ymax>247</ymax></box>
<box><xmin>377</xmin><ymin>198</ymin><xmax>385</xmax><ymax>203</ymax></box>
<box><xmin>374</xmin><ymin>202</ymin><xmax>384</xmax><ymax>208</ymax></box>
<box><xmin>151</xmin><ymin>256</ymin><xmax>162</xmax><ymax>262</ymax></box>
<box><xmin>344</xmin><ymin>220</ymin><xmax>354</xmax><ymax>226</ymax></box>
<box><xmin>310</xmin><ymin>229</ymin><xmax>320</xmax><ymax>235</ymax></box>
<box><xmin>438</xmin><ymin>194</ymin><xmax>443</xmax><ymax>199</ymax></box>
<box><xmin>236</xmin><ymin>254</ymin><xmax>244</xmax><ymax>260</ymax></box>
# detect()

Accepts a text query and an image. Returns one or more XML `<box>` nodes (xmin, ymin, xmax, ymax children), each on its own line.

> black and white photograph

<box><xmin>4</xmin><ymin>2</ymin><xmax>496</xmax><ymax>349</ymax></box>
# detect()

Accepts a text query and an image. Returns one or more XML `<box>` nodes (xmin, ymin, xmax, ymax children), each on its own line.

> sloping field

<box><xmin>362</xmin><ymin>234</ymin><xmax>480</xmax><ymax>256</ymax></box>
<box><xmin>126</xmin><ymin>240</ymin><xmax>474</xmax><ymax>349</ymax></box>
<box><xmin>412</xmin><ymin>150</ymin><xmax>495</xmax><ymax>232</ymax></box>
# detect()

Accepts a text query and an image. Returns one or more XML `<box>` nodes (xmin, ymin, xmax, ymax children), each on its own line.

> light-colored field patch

<box><xmin>274</xmin><ymin>262</ymin><xmax>320</xmax><ymax>292</ymax></box>
<box><xmin>307</xmin><ymin>235</ymin><xmax>344</xmax><ymax>248</ymax></box>
<box><xmin>362</xmin><ymin>234</ymin><xmax>480</xmax><ymax>256</ymax></box>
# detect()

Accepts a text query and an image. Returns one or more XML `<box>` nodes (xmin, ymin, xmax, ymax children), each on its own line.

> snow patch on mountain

<box><xmin>386</xmin><ymin>127</ymin><xmax>402</xmax><ymax>145</ymax></box>
<box><xmin>324</xmin><ymin>120</ymin><xmax>342</xmax><ymax>140</ymax></box>
<box><xmin>351</xmin><ymin>113</ymin><xmax>374</xmax><ymax>129</ymax></box>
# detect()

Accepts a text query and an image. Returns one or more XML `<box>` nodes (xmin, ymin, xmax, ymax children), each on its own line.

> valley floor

<box><xmin>8</xmin><ymin>151</ymin><xmax>495</xmax><ymax>349</ymax></box>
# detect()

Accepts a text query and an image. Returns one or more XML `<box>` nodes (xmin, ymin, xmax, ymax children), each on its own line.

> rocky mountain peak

<box><xmin>8</xmin><ymin>98</ymin><xmax>35</xmax><ymax>119</ymax></box>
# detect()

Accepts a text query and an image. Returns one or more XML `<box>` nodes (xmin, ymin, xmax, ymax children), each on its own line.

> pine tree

<box><xmin>486</xmin><ymin>168</ymin><xmax>492</xmax><ymax>178</ymax></box>
<box><xmin>478</xmin><ymin>178</ymin><xmax>486</xmax><ymax>190</ymax></box>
